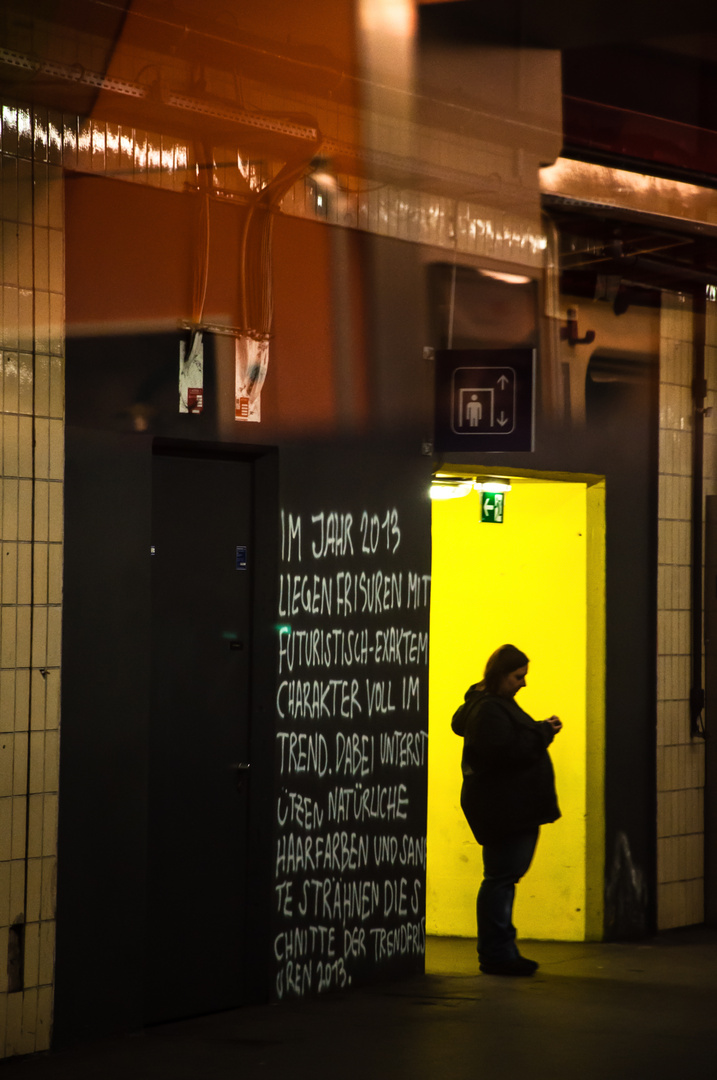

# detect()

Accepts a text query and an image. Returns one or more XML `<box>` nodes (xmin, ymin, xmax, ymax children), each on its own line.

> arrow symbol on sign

<box><xmin>497</xmin><ymin>412</ymin><xmax>509</xmax><ymax>427</ymax></box>
<box><xmin>497</xmin><ymin>375</ymin><xmax>510</xmax><ymax>389</ymax></box>
<box><xmin>484</xmin><ymin>498</ymin><xmax>494</xmax><ymax>512</ymax></box>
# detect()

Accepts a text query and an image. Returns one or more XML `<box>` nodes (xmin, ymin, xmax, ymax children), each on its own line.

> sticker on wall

<box><xmin>481</xmin><ymin>492</ymin><xmax>505</xmax><ymax>523</ymax></box>
<box><xmin>179</xmin><ymin>332</ymin><xmax>204</xmax><ymax>413</ymax></box>
<box><xmin>235</xmin><ymin>334</ymin><xmax>269</xmax><ymax>423</ymax></box>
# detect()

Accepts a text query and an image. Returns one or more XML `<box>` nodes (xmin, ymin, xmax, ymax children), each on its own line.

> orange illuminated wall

<box><xmin>65</xmin><ymin>175</ymin><xmax>368</xmax><ymax>434</ymax></box>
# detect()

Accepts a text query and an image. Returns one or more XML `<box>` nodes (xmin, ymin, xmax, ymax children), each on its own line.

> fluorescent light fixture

<box><xmin>478</xmin><ymin>270</ymin><xmax>532</xmax><ymax>285</ymax></box>
<box><xmin>430</xmin><ymin>477</ymin><xmax>473</xmax><ymax>501</ymax></box>
<box><xmin>311</xmin><ymin>170</ymin><xmax>337</xmax><ymax>191</ymax></box>
<box><xmin>474</xmin><ymin>478</ymin><xmax>512</xmax><ymax>493</ymax></box>
<box><xmin>431</xmin><ymin>474</ymin><xmax>513</xmax><ymax>499</ymax></box>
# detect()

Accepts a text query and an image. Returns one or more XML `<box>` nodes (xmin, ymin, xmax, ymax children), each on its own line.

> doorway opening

<box><xmin>427</xmin><ymin>471</ymin><xmax>606</xmax><ymax>942</ymax></box>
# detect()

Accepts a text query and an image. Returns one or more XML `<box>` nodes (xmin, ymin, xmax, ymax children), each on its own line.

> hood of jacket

<box><xmin>451</xmin><ymin>684</ymin><xmax>489</xmax><ymax>736</ymax></box>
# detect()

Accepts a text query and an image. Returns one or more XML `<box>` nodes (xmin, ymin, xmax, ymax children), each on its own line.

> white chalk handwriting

<box><xmin>275</xmin><ymin>505</ymin><xmax>428</xmax><ymax>999</ymax></box>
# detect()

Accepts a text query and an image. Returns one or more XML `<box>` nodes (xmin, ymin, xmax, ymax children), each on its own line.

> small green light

<box><xmin>276</xmin><ymin>624</ymin><xmax>292</xmax><ymax>634</ymax></box>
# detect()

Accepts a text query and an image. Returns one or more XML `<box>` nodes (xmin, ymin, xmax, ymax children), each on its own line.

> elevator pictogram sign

<box><xmin>434</xmin><ymin>348</ymin><xmax>535</xmax><ymax>452</ymax></box>
<box><xmin>455</xmin><ymin>369</ymin><xmax>515</xmax><ymax>434</ymax></box>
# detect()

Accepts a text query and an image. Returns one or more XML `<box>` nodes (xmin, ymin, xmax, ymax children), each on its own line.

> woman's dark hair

<box><xmin>480</xmin><ymin>644</ymin><xmax>529</xmax><ymax>694</ymax></box>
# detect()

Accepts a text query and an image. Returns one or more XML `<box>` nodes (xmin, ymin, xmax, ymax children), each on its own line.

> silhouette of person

<box><xmin>451</xmin><ymin>644</ymin><xmax>563</xmax><ymax>976</ymax></box>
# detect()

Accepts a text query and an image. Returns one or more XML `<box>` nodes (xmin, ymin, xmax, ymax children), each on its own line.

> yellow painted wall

<box><xmin>427</xmin><ymin>479</ymin><xmax>604</xmax><ymax>941</ymax></box>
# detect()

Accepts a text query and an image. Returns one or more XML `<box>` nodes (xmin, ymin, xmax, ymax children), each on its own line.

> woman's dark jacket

<box><xmin>453</xmin><ymin>686</ymin><xmax>560</xmax><ymax>844</ymax></box>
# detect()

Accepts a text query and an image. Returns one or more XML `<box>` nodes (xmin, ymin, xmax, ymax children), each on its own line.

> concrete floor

<box><xmin>4</xmin><ymin>929</ymin><xmax>717</xmax><ymax>1079</ymax></box>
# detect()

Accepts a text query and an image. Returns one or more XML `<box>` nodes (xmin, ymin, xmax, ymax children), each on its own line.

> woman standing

<box><xmin>452</xmin><ymin>644</ymin><xmax>562</xmax><ymax>976</ymax></box>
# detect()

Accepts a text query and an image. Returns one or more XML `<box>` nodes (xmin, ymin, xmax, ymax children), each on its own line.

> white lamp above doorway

<box><xmin>474</xmin><ymin>478</ymin><xmax>512</xmax><ymax>494</ymax></box>
<box><xmin>429</xmin><ymin>476</ymin><xmax>473</xmax><ymax>500</ymax></box>
<box><xmin>430</xmin><ymin>474</ymin><xmax>513</xmax><ymax>500</ymax></box>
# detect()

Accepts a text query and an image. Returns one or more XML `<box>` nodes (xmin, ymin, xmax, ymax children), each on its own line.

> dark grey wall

<box><xmin>57</xmin><ymin>327</ymin><xmax>433</xmax><ymax>1043</ymax></box>
<box><xmin>57</xmin><ymin>335</ymin><xmax>282</xmax><ymax>1042</ymax></box>
<box><xmin>60</xmin><ymin>176</ymin><xmax>435</xmax><ymax>1044</ymax></box>
<box><xmin>59</xmin><ymin>172</ymin><xmax>661</xmax><ymax>1056</ymax></box>
<box><xmin>56</xmin><ymin>426</ymin><xmax>152</xmax><ymax>1042</ymax></box>
<box><xmin>272</xmin><ymin>438</ymin><xmax>431</xmax><ymax>998</ymax></box>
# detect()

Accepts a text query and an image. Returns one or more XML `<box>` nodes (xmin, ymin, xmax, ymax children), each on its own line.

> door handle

<box><xmin>231</xmin><ymin>762</ymin><xmax>251</xmax><ymax>791</ymax></box>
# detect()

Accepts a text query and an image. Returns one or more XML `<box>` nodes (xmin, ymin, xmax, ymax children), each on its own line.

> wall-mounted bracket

<box><xmin>560</xmin><ymin>306</ymin><xmax>596</xmax><ymax>346</ymax></box>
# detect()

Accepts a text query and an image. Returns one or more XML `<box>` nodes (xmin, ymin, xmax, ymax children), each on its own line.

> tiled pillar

<box><xmin>656</xmin><ymin>293</ymin><xmax>705</xmax><ymax>929</ymax></box>
<box><xmin>0</xmin><ymin>103</ymin><xmax>64</xmax><ymax>1056</ymax></box>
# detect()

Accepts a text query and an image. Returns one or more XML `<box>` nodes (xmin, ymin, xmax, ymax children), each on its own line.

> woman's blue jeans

<box><xmin>477</xmin><ymin>828</ymin><xmax>539</xmax><ymax>963</ymax></box>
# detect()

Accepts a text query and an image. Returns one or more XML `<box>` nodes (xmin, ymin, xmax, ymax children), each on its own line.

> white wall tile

<box><xmin>0</xmin><ymin>124</ymin><xmax>64</xmax><ymax>1058</ymax></box>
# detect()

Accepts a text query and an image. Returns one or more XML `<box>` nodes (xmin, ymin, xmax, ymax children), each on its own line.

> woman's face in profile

<box><xmin>498</xmin><ymin>664</ymin><xmax>528</xmax><ymax>698</ymax></box>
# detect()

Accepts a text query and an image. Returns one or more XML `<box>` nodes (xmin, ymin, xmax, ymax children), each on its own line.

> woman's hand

<box><xmin>545</xmin><ymin>716</ymin><xmax>563</xmax><ymax>733</ymax></box>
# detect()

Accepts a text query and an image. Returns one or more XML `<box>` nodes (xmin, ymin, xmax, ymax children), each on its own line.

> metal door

<box><xmin>145</xmin><ymin>447</ymin><xmax>253</xmax><ymax>1022</ymax></box>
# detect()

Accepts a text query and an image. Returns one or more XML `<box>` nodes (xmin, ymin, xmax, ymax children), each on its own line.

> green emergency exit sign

<box><xmin>481</xmin><ymin>492</ymin><xmax>504</xmax><ymax>523</ymax></box>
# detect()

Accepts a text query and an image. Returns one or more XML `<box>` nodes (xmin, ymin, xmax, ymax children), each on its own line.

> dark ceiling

<box><xmin>547</xmin><ymin>202</ymin><xmax>717</xmax><ymax>310</ymax></box>
<box><xmin>5</xmin><ymin>0</ymin><xmax>717</xmax><ymax>291</ymax></box>
<box><xmin>420</xmin><ymin>1</ymin><xmax>717</xmax><ymax>183</ymax></box>
<box><xmin>418</xmin><ymin>1</ymin><xmax>717</xmax><ymax>55</ymax></box>
<box><xmin>4</xmin><ymin>0</ymin><xmax>717</xmax><ymax>176</ymax></box>
<box><xmin>0</xmin><ymin>0</ymin><xmax>357</xmax><ymax>144</ymax></box>
<box><xmin>420</xmin><ymin>2</ymin><xmax>717</xmax><ymax>299</ymax></box>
